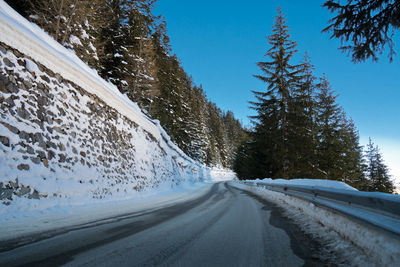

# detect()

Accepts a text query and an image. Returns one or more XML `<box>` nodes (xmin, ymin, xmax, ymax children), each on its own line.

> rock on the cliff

<box><xmin>47</xmin><ymin>150</ymin><xmax>55</xmax><ymax>160</ymax></box>
<box><xmin>40</xmin><ymin>75</ymin><xmax>50</xmax><ymax>83</ymax></box>
<box><xmin>6</xmin><ymin>82</ymin><xmax>18</xmax><ymax>93</ymax></box>
<box><xmin>26</xmin><ymin>145</ymin><xmax>34</xmax><ymax>154</ymax></box>
<box><xmin>17</xmin><ymin>164</ymin><xmax>30</xmax><ymax>171</ymax></box>
<box><xmin>3</xmin><ymin>57</ymin><xmax>15</xmax><ymax>68</ymax></box>
<box><xmin>30</xmin><ymin>157</ymin><xmax>41</xmax><ymax>164</ymax></box>
<box><xmin>4</xmin><ymin>123</ymin><xmax>19</xmax><ymax>134</ymax></box>
<box><xmin>29</xmin><ymin>190</ymin><xmax>40</xmax><ymax>199</ymax></box>
<box><xmin>16</xmin><ymin>185</ymin><xmax>31</xmax><ymax>196</ymax></box>
<box><xmin>0</xmin><ymin>188</ymin><xmax>13</xmax><ymax>200</ymax></box>
<box><xmin>59</xmin><ymin>154</ymin><xmax>66</xmax><ymax>163</ymax></box>
<box><xmin>0</xmin><ymin>77</ymin><xmax>6</xmax><ymax>93</ymax></box>
<box><xmin>42</xmin><ymin>158</ymin><xmax>49</xmax><ymax>168</ymax></box>
<box><xmin>17</xmin><ymin>107</ymin><xmax>30</xmax><ymax>120</ymax></box>
<box><xmin>4</xmin><ymin>97</ymin><xmax>15</xmax><ymax>107</ymax></box>
<box><xmin>0</xmin><ymin>45</ymin><xmax>7</xmax><ymax>54</ymax></box>
<box><xmin>0</xmin><ymin>135</ymin><xmax>10</xmax><ymax>147</ymax></box>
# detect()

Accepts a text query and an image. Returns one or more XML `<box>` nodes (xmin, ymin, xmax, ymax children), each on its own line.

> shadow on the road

<box><xmin>231</xmin><ymin>184</ymin><xmax>335</xmax><ymax>267</ymax></box>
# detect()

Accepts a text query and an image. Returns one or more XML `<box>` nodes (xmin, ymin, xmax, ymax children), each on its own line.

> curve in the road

<box><xmin>0</xmin><ymin>182</ymin><xmax>331</xmax><ymax>267</ymax></box>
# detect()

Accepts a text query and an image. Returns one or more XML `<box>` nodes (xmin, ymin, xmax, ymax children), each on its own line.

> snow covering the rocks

<box><xmin>0</xmin><ymin>0</ymin><xmax>235</xmax><ymax>213</ymax></box>
<box><xmin>24</xmin><ymin>58</ymin><xmax>39</xmax><ymax>74</ymax></box>
<box><xmin>247</xmin><ymin>178</ymin><xmax>357</xmax><ymax>191</ymax></box>
<box><xmin>0</xmin><ymin>1</ymin><xmax>161</xmax><ymax>143</ymax></box>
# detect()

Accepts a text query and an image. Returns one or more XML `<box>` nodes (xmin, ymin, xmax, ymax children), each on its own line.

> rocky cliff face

<box><xmin>0</xmin><ymin>43</ymin><xmax>210</xmax><ymax>204</ymax></box>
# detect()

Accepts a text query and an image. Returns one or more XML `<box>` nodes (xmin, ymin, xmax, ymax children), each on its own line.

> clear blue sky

<box><xmin>154</xmin><ymin>0</ymin><xmax>400</xmax><ymax>182</ymax></box>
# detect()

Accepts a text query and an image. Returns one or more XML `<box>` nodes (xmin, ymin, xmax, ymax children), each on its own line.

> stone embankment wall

<box><xmin>0</xmin><ymin>43</ymin><xmax>208</xmax><ymax>204</ymax></box>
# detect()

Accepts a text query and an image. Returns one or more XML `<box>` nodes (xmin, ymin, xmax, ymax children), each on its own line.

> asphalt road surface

<box><xmin>0</xmin><ymin>182</ymin><xmax>327</xmax><ymax>266</ymax></box>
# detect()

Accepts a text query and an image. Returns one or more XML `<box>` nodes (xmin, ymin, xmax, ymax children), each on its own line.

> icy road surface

<box><xmin>0</xmin><ymin>182</ymin><xmax>327</xmax><ymax>266</ymax></box>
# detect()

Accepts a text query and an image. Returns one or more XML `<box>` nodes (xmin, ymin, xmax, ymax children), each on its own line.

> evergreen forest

<box><xmin>233</xmin><ymin>9</ymin><xmax>395</xmax><ymax>193</ymax></box>
<box><xmin>7</xmin><ymin>1</ymin><xmax>395</xmax><ymax>193</ymax></box>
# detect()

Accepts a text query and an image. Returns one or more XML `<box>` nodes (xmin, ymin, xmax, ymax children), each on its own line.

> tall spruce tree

<box><xmin>251</xmin><ymin>8</ymin><xmax>301</xmax><ymax>179</ymax></box>
<box><xmin>97</xmin><ymin>0</ymin><xmax>127</xmax><ymax>86</ymax></box>
<box><xmin>315</xmin><ymin>75</ymin><xmax>345</xmax><ymax>179</ymax></box>
<box><xmin>315</xmin><ymin>75</ymin><xmax>340</xmax><ymax>178</ymax></box>
<box><xmin>337</xmin><ymin>116</ymin><xmax>365</xmax><ymax>187</ymax></box>
<box><xmin>315</xmin><ymin>75</ymin><xmax>364</xmax><ymax>184</ymax></box>
<box><xmin>287</xmin><ymin>53</ymin><xmax>318</xmax><ymax>178</ymax></box>
<box><xmin>184</xmin><ymin>86</ymin><xmax>209</xmax><ymax>162</ymax></box>
<box><xmin>123</xmin><ymin>0</ymin><xmax>158</xmax><ymax>109</ymax></box>
<box><xmin>364</xmin><ymin>139</ymin><xmax>395</xmax><ymax>193</ymax></box>
<box><xmin>223</xmin><ymin>111</ymin><xmax>247</xmax><ymax>168</ymax></box>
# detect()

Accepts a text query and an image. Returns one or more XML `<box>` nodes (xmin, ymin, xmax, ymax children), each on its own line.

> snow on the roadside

<box><xmin>231</xmin><ymin>182</ymin><xmax>400</xmax><ymax>267</ymax></box>
<box><xmin>208</xmin><ymin>168</ymin><xmax>237</xmax><ymax>181</ymax></box>
<box><xmin>247</xmin><ymin>178</ymin><xmax>400</xmax><ymax>202</ymax></box>
<box><xmin>0</xmin><ymin>182</ymin><xmax>214</xmax><ymax>242</ymax></box>
<box><xmin>247</xmin><ymin>178</ymin><xmax>357</xmax><ymax>191</ymax></box>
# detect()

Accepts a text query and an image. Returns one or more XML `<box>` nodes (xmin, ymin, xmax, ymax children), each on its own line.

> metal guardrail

<box><xmin>242</xmin><ymin>181</ymin><xmax>400</xmax><ymax>236</ymax></box>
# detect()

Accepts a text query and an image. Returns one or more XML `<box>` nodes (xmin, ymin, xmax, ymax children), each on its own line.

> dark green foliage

<box><xmin>4</xmin><ymin>0</ymin><xmax>30</xmax><ymax>17</ymax></box>
<box><xmin>363</xmin><ymin>139</ymin><xmax>395</xmax><ymax>193</ymax></box>
<box><xmin>250</xmin><ymin>8</ymin><xmax>302</xmax><ymax>179</ymax></box>
<box><xmin>323</xmin><ymin>0</ymin><xmax>400</xmax><ymax>62</ymax></box>
<box><xmin>233</xmin><ymin>134</ymin><xmax>260</xmax><ymax>179</ymax></box>
<box><xmin>287</xmin><ymin>54</ymin><xmax>318</xmax><ymax>178</ymax></box>
<box><xmin>236</xmin><ymin>8</ymin><xmax>392</xmax><ymax>193</ymax></box>
<box><xmin>98</xmin><ymin>0</ymin><xmax>127</xmax><ymax>87</ymax></box>
<box><xmin>315</xmin><ymin>77</ymin><xmax>364</xmax><ymax>184</ymax></box>
<box><xmin>315</xmin><ymin>76</ymin><xmax>346</xmax><ymax>179</ymax></box>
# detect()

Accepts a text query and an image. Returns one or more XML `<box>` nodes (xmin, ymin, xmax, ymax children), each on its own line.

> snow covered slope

<box><xmin>0</xmin><ymin>1</ymin><xmax>235</xmax><ymax>210</ymax></box>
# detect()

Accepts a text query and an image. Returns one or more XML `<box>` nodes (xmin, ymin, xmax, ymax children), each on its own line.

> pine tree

<box><xmin>251</xmin><ymin>8</ymin><xmax>301</xmax><ymax>179</ymax></box>
<box><xmin>184</xmin><ymin>86</ymin><xmax>209</xmax><ymax>162</ymax></box>
<box><xmin>315</xmin><ymin>75</ymin><xmax>364</xmax><ymax>184</ymax></box>
<box><xmin>10</xmin><ymin>0</ymin><xmax>103</xmax><ymax>69</ymax></box>
<box><xmin>337</xmin><ymin>116</ymin><xmax>365</xmax><ymax>186</ymax></box>
<box><xmin>364</xmin><ymin>139</ymin><xmax>395</xmax><ymax>193</ymax></box>
<box><xmin>223</xmin><ymin>111</ymin><xmax>247</xmax><ymax>168</ymax></box>
<box><xmin>97</xmin><ymin>0</ymin><xmax>128</xmax><ymax>87</ymax></box>
<box><xmin>323</xmin><ymin>0</ymin><xmax>400</xmax><ymax>62</ymax></box>
<box><xmin>233</xmin><ymin>131</ymin><xmax>256</xmax><ymax>179</ymax></box>
<box><xmin>315</xmin><ymin>75</ymin><xmax>344</xmax><ymax>179</ymax></box>
<box><xmin>123</xmin><ymin>0</ymin><xmax>158</xmax><ymax>109</ymax></box>
<box><xmin>287</xmin><ymin>53</ymin><xmax>318</xmax><ymax>178</ymax></box>
<box><xmin>205</xmin><ymin>102</ymin><xmax>228</xmax><ymax>167</ymax></box>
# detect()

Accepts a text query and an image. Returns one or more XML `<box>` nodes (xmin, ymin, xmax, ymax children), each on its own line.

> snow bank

<box><xmin>208</xmin><ymin>168</ymin><xmax>237</xmax><ymax>181</ymax></box>
<box><xmin>232</xmin><ymin>182</ymin><xmax>400</xmax><ymax>266</ymax></box>
<box><xmin>0</xmin><ymin>182</ymin><xmax>214</xmax><ymax>242</ymax></box>
<box><xmin>247</xmin><ymin>178</ymin><xmax>357</xmax><ymax>191</ymax></box>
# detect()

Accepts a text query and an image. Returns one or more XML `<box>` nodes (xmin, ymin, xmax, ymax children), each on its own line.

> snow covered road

<box><xmin>0</xmin><ymin>182</ymin><xmax>333</xmax><ymax>266</ymax></box>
